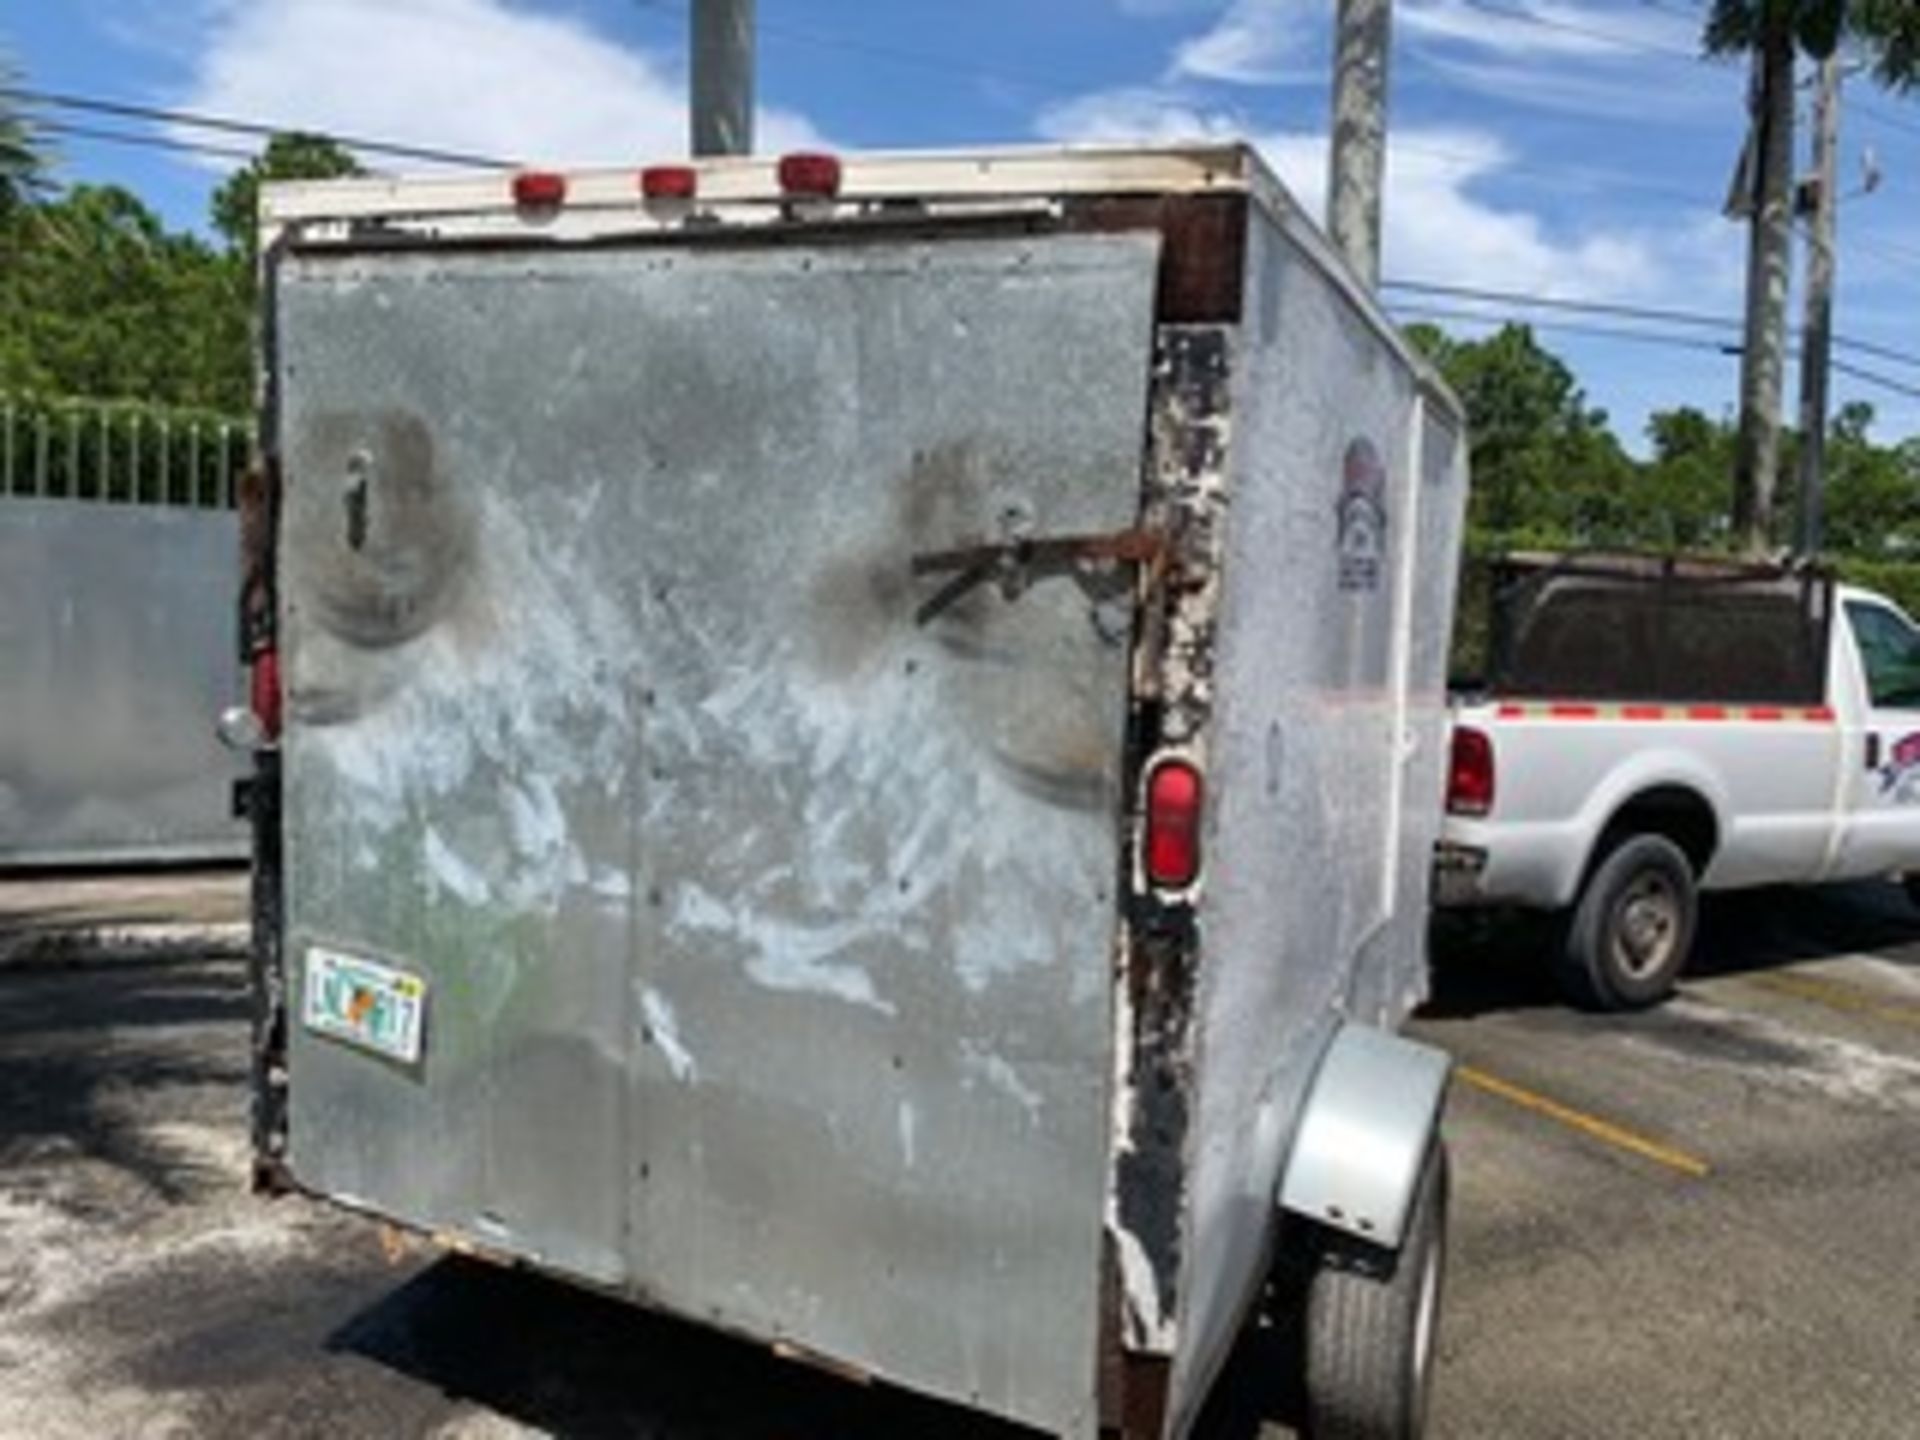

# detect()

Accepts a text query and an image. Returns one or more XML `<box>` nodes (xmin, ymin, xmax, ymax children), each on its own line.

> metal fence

<box><xmin>1</xmin><ymin>396</ymin><xmax>251</xmax><ymax>867</ymax></box>
<box><xmin>1</xmin><ymin>396</ymin><xmax>251</xmax><ymax>508</ymax></box>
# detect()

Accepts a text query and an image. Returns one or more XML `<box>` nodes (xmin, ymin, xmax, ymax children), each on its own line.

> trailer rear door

<box><xmin>273</xmin><ymin>229</ymin><xmax>1161</xmax><ymax>1435</ymax></box>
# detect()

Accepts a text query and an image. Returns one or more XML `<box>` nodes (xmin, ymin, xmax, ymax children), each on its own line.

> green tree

<box><xmin>1642</xmin><ymin>407</ymin><xmax>1736</xmax><ymax>549</ymax></box>
<box><xmin>0</xmin><ymin>184</ymin><xmax>246</xmax><ymax>409</ymax></box>
<box><xmin>1407</xmin><ymin>322</ymin><xmax>1632</xmax><ymax>544</ymax></box>
<box><xmin>1823</xmin><ymin>403</ymin><xmax>1920</xmax><ymax>556</ymax></box>
<box><xmin>211</xmin><ymin>132</ymin><xmax>362</xmax><ymax>268</ymax></box>
<box><xmin>0</xmin><ymin>55</ymin><xmax>52</xmax><ymax>216</ymax></box>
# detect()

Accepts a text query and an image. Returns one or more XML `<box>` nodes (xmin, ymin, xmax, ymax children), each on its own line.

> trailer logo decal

<box><xmin>1337</xmin><ymin>438</ymin><xmax>1388</xmax><ymax>593</ymax></box>
<box><xmin>1878</xmin><ymin>731</ymin><xmax>1920</xmax><ymax>801</ymax></box>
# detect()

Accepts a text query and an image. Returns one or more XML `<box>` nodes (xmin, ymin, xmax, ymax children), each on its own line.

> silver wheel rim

<box><xmin>1609</xmin><ymin>869</ymin><xmax>1681</xmax><ymax>982</ymax></box>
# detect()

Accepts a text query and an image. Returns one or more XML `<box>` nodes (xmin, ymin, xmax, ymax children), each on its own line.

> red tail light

<box><xmin>1447</xmin><ymin>726</ymin><xmax>1494</xmax><ymax>817</ymax></box>
<box><xmin>1145</xmin><ymin>759</ymin><xmax>1204</xmax><ymax>889</ymax></box>
<box><xmin>641</xmin><ymin>164</ymin><xmax>698</xmax><ymax>199</ymax></box>
<box><xmin>250</xmin><ymin>647</ymin><xmax>282</xmax><ymax>742</ymax></box>
<box><xmin>778</xmin><ymin>151</ymin><xmax>843</xmax><ymax>198</ymax></box>
<box><xmin>512</xmin><ymin>170</ymin><xmax>568</xmax><ymax>207</ymax></box>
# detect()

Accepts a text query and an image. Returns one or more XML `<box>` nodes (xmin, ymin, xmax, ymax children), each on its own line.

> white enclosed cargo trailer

<box><xmin>235</xmin><ymin>143</ymin><xmax>1470</xmax><ymax>1439</ymax></box>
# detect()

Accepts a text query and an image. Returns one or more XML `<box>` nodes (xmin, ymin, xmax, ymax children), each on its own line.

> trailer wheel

<box><xmin>1301</xmin><ymin>1141</ymin><xmax>1448</xmax><ymax>1440</ymax></box>
<box><xmin>1554</xmin><ymin>833</ymin><xmax>1696</xmax><ymax>1010</ymax></box>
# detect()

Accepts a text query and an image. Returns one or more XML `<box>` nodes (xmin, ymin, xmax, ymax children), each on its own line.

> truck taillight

<box><xmin>778</xmin><ymin>151</ymin><xmax>842</xmax><ymax>198</ymax></box>
<box><xmin>512</xmin><ymin>170</ymin><xmax>568</xmax><ymax>208</ymax></box>
<box><xmin>641</xmin><ymin>164</ymin><xmax>698</xmax><ymax>199</ymax></box>
<box><xmin>251</xmin><ymin>647</ymin><xmax>282</xmax><ymax>742</ymax></box>
<box><xmin>1145</xmin><ymin>759</ymin><xmax>1204</xmax><ymax>889</ymax></box>
<box><xmin>1447</xmin><ymin>726</ymin><xmax>1494</xmax><ymax>817</ymax></box>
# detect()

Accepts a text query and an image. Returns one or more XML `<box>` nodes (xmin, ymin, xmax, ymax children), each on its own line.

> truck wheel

<box><xmin>1555</xmin><ymin>833</ymin><xmax>1696</xmax><ymax>1010</ymax></box>
<box><xmin>1301</xmin><ymin>1141</ymin><xmax>1449</xmax><ymax>1440</ymax></box>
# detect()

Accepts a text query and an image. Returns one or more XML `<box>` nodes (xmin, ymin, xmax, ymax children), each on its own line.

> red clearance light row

<box><xmin>1494</xmin><ymin>701</ymin><xmax>1836</xmax><ymax>724</ymax></box>
<box><xmin>511</xmin><ymin>152</ymin><xmax>844</xmax><ymax>209</ymax></box>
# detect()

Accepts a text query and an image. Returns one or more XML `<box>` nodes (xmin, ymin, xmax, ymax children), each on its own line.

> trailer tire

<box><xmin>1555</xmin><ymin>833</ymin><xmax>1696</xmax><ymax>1010</ymax></box>
<box><xmin>1301</xmin><ymin>1140</ymin><xmax>1448</xmax><ymax>1440</ymax></box>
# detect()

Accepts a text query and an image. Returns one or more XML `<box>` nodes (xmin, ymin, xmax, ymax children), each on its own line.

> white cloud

<box><xmin>1397</xmin><ymin>0</ymin><xmax>1696</xmax><ymax>61</ymax></box>
<box><xmin>1036</xmin><ymin>86</ymin><xmax>1705</xmax><ymax>302</ymax></box>
<box><xmin>1168</xmin><ymin>0</ymin><xmax>1321</xmax><ymax>85</ymax></box>
<box><xmin>172</xmin><ymin>0</ymin><xmax>821</xmax><ymax>169</ymax></box>
<box><xmin>1414</xmin><ymin>50</ymin><xmax>1735</xmax><ymax>120</ymax></box>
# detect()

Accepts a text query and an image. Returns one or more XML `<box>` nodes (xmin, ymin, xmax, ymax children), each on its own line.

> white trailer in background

<box><xmin>235</xmin><ymin>144</ymin><xmax>1470</xmax><ymax>1439</ymax></box>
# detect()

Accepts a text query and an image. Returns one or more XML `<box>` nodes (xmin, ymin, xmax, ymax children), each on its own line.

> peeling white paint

<box><xmin>423</xmin><ymin>826</ymin><xmax>491</xmax><ymax>906</ymax></box>
<box><xmin>898</xmin><ymin>1099</ymin><xmax>918</xmax><ymax>1169</ymax></box>
<box><xmin>299</xmin><ymin>491</ymin><xmax>637</xmax><ymax>920</ymax></box>
<box><xmin>640</xmin><ymin>986</ymin><xmax>697</xmax><ymax>1084</ymax></box>
<box><xmin>960</xmin><ymin>1040</ymin><xmax>1044</xmax><ymax>1126</ymax></box>
<box><xmin>1111</xmin><ymin>1221</ymin><xmax>1175</xmax><ymax>1350</ymax></box>
<box><xmin>671</xmin><ymin>882</ymin><xmax>897</xmax><ymax>1016</ymax></box>
<box><xmin>590</xmin><ymin>867</ymin><xmax>634</xmax><ymax>902</ymax></box>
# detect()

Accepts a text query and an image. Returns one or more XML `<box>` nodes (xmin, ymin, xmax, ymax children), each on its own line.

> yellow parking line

<box><xmin>1743</xmin><ymin>969</ymin><xmax>1920</xmax><ymax>1031</ymax></box>
<box><xmin>1455</xmin><ymin>1064</ymin><xmax>1712</xmax><ymax>1180</ymax></box>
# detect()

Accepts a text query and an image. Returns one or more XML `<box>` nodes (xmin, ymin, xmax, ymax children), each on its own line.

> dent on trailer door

<box><xmin>1831</xmin><ymin>598</ymin><xmax>1920</xmax><ymax>881</ymax></box>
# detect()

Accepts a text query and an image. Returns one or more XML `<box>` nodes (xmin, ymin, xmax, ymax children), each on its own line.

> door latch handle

<box><xmin>909</xmin><ymin>526</ymin><xmax>1175</xmax><ymax>626</ymax></box>
<box><xmin>1867</xmin><ymin>733</ymin><xmax>1882</xmax><ymax>771</ymax></box>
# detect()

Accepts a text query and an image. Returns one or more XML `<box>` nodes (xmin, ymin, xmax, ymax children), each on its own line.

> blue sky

<box><xmin>10</xmin><ymin>0</ymin><xmax>1920</xmax><ymax>446</ymax></box>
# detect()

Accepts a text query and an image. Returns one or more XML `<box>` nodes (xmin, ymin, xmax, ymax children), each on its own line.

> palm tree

<box><xmin>1707</xmin><ymin>2</ymin><xmax>1918</xmax><ymax>553</ymax></box>
<box><xmin>0</xmin><ymin>56</ymin><xmax>51</xmax><ymax>216</ymax></box>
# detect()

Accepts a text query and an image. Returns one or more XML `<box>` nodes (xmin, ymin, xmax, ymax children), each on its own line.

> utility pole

<box><xmin>1731</xmin><ymin>16</ymin><xmax>1796</xmax><ymax>555</ymax></box>
<box><xmin>1795</xmin><ymin>56</ymin><xmax>1841</xmax><ymax>558</ymax></box>
<box><xmin>691</xmin><ymin>0</ymin><xmax>754</xmax><ymax>157</ymax></box>
<box><xmin>1327</xmin><ymin>0</ymin><xmax>1393</xmax><ymax>290</ymax></box>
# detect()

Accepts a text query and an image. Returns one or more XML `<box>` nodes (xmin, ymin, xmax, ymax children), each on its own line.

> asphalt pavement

<box><xmin>4</xmin><ymin>873</ymin><xmax>1920</xmax><ymax>1438</ymax></box>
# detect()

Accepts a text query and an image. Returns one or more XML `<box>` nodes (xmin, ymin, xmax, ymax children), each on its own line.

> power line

<box><xmin>0</xmin><ymin>85</ymin><xmax>513</xmax><ymax>169</ymax></box>
<box><xmin>1385</xmin><ymin>278</ymin><xmax>1735</xmax><ymax>333</ymax></box>
<box><xmin>1388</xmin><ymin>302</ymin><xmax>1739</xmax><ymax>354</ymax></box>
<box><xmin>1831</xmin><ymin>357</ymin><xmax>1920</xmax><ymax>402</ymax></box>
<box><xmin>1395</xmin><ymin>303</ymin><xmax>1920</xmax><ymax>404</ymax></box>
<box><xmin>1455</xmin><ymin>0</ymin><xmax>1701</xmax><ymax>62</ymax></box>
<box><xmin>38</xmin><ymin>120</ymin><xmax>265</xmax><ymax>166</ymax></box>
<box><xmin>1856</xmin><ymin>99</ymin><xmax>1920</xmax><ymax>142</ymax></box>
<box><xmin>631</xmin><ymin>0</ymin><xmax>1075</xmax><ymax>94</ymax></box>
<box><xmin>1383</xmin><ymin>278</ymin><xmax>1920</xmax><ymax>374</ymax></box>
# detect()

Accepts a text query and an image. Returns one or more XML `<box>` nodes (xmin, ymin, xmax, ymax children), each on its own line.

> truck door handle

<box><xmin>1867</xmin><ymin>733</ymin><xmax>1882</xmax><ymax>771</ymax></box>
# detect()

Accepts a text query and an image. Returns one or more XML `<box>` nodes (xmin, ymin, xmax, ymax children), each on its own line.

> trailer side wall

<box><xmin>1167</xmin><ymin>201</ymin><xmax>1467</xmax><ymax>1428</ymax></box>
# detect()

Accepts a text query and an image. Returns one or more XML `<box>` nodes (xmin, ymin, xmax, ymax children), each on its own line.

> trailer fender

<box><xmin>1277</xmin><ymin>1023</ymin><xmax>1452</xmax><ymax>1250</ymax></box>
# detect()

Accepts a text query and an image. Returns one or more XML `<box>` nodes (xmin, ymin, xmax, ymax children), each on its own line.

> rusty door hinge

<box><xmin>910</xmin><ymin>526</ymin><xmax>1176</xmax><ymax>626</ymax></box>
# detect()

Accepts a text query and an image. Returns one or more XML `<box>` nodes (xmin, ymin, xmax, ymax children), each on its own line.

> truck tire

<box><xmin>1301</xmin><ymin>1141</ymin><xmax>1449</xmax><ymax>1440</ymax></box>
<box><xmin>1555</xmin><ymin>833</ymin><xmax>1696</xmax><ymax>1011</ymax></box>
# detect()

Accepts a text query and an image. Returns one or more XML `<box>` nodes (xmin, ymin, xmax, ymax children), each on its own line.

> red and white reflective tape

<box><xmin>1494</xmin><ymin>701</ymin><xmax>1836</xmax><ymax>724</ymax></box>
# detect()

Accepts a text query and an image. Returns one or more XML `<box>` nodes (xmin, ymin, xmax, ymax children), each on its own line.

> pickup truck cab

<box><xmin>1438</xmin><ymin>553</ymin><xmax>1920</xmax><ymax>1009</ymax></box>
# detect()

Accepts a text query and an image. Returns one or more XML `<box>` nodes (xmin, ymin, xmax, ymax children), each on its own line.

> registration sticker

<box><xmin>302</xmin><ymin>945</ymin><xmax>427</xmax><ymax>1065</ymax></box>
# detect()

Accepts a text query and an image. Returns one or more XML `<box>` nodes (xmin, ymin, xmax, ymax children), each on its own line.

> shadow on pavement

<box><xmin>1424</xmin><ymin>882</ymin><xmax>1920</xmax><ymax>1020</ymax></box>
<box><xmin>0</xmin><ymin>959</ymin><xmax>248</xmax><ymax>1207</ymax></box>
<box><xmin>329</xmin><ymin>1254</ymin><xmax>1042</xmax><ymax>1440</ymax></box>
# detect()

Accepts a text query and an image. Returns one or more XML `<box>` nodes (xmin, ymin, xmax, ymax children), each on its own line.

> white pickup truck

<box><xmin>1437</xmin><ymin>553</ymin><xmax>1920</xmax><ymax>1009</ymax></box>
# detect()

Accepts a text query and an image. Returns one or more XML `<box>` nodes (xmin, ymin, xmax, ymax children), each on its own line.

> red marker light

<box><xmin>250</xmin><ymin>647</ymin><xmax>282</xmax><ymax>742</ymax></box>
<box><xmin>641</xmin><ymin>165</ymin><xmax>698</xmax><ymax>200</ymax></box>
<box><xmin>1145</xmin><ymin>759</ymin><xmax>1204</xmax><ymax>889</ymax></box>
<box><xmin>512</xmin><ymin>170</ymin><xmax>568</xmax><ymax>208</ymax></box>
<box><xmin>1447</xmin><ymin>726</ymin><xmax>1494</xmax><ymax>817</ymax></box>
<box><xmin>778</xmin><ymin>151</ymin><xmax>843</xmax><ymax>198</ymax></box>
